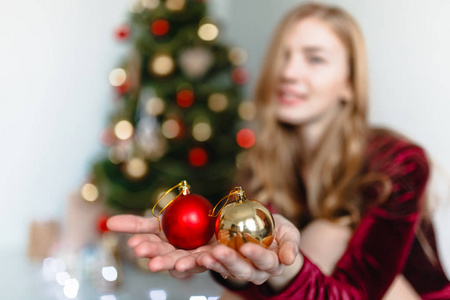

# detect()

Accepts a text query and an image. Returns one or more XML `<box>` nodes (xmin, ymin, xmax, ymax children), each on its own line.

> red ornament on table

<box><xmin>97</xmin><ymin>215</ymin><xmax>110</xmax><ymax>234</ymax></box>
<box><xmin>154</xmin><ymin>181</ymin><xmax>215</xmax><ymax>250</ymax></box>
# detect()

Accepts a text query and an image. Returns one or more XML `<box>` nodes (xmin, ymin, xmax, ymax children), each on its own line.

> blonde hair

<box><xmin>241</xmin><ymin>3</ymin><xmax>375</xmax><ymax>226</ymax></box>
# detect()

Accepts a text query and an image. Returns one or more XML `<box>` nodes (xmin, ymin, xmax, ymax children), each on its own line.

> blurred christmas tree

<box><xmin>81</xmin><ymin>0</ymin><xmax>256</xmax><ymax>214</ymax></box>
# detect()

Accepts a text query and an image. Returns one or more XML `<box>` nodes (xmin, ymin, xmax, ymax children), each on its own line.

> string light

<box><xmin>125</xmin><ymin>158</ymin><xmax>148</xmax><ymax>179</ymax></box>
<box><xmin>114</xmin><ymin>120</ymin><xmax>134</xmax><ymax>140</ymax></box>
<box><xmin>109</xmin><ymin>68</ymin><xmax>127</xmax><ymax>87</ymax></box>
<box><xmin>162</xmin><ymin>119</ymin><xmax>180</xmax><ymax>139</ymax></box>
<box><xmin>236</xmin><ymin>128</ymin><xmax>256</xmax><ymax>148</ymax></box>
<box><xmin>145</xmin><ymin>97</ymin><xmax>165</xmax><ymax>116</ymax></box>
<box><xmin>81</xmin><ymin>183</ymin><xmax>99</xmax><ymax>202</ymax></box>
<box><xmin>108</xmin><ymin>146</ymin><xmax>127</xmax><ymax>164</ymax></box>
<box><xmin>142</xmin><ymin>0</ymin><xmax>160</xmax><ymax>9</ymax></box>
<box><xmin>176</xmin><ymin>89</ymin><xmax>194</xmax><ymax>108</ymax></box>
<box><xmin>228</xmin><ymin>47</ymin><xmax>247</xmax><ymax>66</ymax></box>
<box><xmin>208</xmin><ymin>93</ymin><xmax>228</xmax><ymax>112</ymax></box>
<box><xmin>166</xmin><ymin>0</ymin><xmax>185</xmax><ymax>11</ymax></box>
<box><xmin>151</xmin><ymin>19</ymin><xmax>169</xmax><ymax>36</ymax></box>
<box><xmin>192</xmin><ymin>122</ymin><xmax>212</xmax><ymax>142</ymax></box>
<box><xmin>198</xmin><ymin>23</ymin><xmax>219</xmax><ymax>41</ymax></box>
<box><xmin>188</xmin><ymin>147</ymin><xmax>208</xmax><ymax>167</ymax></box>
<box><xmin>238</xmin><ymin>101</ymin><xmax>256</xmax><ymax>121</ymax></box>
<box><xmin>150</xmin><ymin>54</ymin><xmax>174</xmax><ymax>76</ymax></box>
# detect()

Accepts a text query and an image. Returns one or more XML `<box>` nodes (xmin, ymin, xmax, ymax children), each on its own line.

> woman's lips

<box><xmin>277</xmin><ymin>90</ymin><xmax>307</xmax><ymax>105</ymax></box>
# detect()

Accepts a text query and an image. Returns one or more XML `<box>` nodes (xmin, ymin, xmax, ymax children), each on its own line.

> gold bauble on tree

<box><xmin>213</xmin><ymin>187</ymin><xmax>275</xmax><ymax>251</ymax></box>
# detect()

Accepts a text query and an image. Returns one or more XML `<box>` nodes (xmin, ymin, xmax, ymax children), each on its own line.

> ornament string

<box><xmin>152</xmin><ymin>181</ymin><xmax>190</xmax><ymax>231</ymax></box>
<box><xmin>209</xmin><ymin>188</ymin><xmax>242</xmax><ymax>217</ymax></box>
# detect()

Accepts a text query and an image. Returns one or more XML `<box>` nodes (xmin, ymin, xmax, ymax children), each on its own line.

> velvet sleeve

<box><xmin>228</xmin><ymin>142</ymin><xmax>430</xmax><ymax>300</ymax></box>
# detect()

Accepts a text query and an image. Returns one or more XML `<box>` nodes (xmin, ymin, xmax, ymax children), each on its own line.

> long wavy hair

<box><xmin>240</xmin><ymin>3</ymin><xmax>385</xmax><ymax>227</ymax></box>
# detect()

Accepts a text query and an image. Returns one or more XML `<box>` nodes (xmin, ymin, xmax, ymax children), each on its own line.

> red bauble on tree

<box><xmin>157</xmin><ymin>181</ymin><xmax>215</xmax><ymax>250</ymax></box>
<box><xmin>114</xmin><ymin>24</ymin><xmax>130</xmax><ymax>41</ymax></box>
<box><xmin>151</xmin><ymin>19</ymin><xmax>170</xmax><ymax>36</ymax></box>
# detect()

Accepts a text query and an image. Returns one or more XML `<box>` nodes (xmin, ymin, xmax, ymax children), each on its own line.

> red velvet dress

<box><xmin>214</xmin><ymin>132</ymin><xmax>450</xmax><ymax>299</ymax></box>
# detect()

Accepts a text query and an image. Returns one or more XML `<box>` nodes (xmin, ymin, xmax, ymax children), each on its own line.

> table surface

<box><xmin>1</xmin><ymin>249</ymin><xmax>224</xmax><ymax>300</ymax></box>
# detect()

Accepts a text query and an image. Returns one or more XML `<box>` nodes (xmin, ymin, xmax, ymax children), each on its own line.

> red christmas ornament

<box><xmin>231</xmin><ymin>67</ymin><xmax>250</xmax><ymax>85</ymax></box>
<box><xmin>97</xmin><ymin>215</ymin><xmax>110</xmax><ymax>234</ymax></box>
<box><xmin>176</xmin><ymin>89</ymin><xmax>195</xmax><ymax>108</ymax></box>
<box><xmin>115</xmin><ymin>79</ymin><xmax>131</xmax><ymax>94</ymax></box>
<box><xmin>151</xmin><ymin>19</ymin><xmax>170</xmax><ymax>36</ymax></box>
<box><xmin>114</xmin><ymin>24</ymin><xmax>130</xmax><ymax>41</ymax></box>
<box><xmin>188</xmin><ymin>147</ymin><xmax>208</xmax><ymax>167</ymax></box>
<box><xmin>162</xmin><ymin>193</ymin><xmax>215</xmax><ymax>249</ymax></box>
<box><xmin>236</xmin><ymin>128</ymin><xmax>256</xmax><ymax>148</ymax></box>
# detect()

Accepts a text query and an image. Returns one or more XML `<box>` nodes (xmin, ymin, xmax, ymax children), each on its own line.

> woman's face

<box><xmin>276</xmin><ymin>17</ymin><xmax>352</xmax><ymax>130</ymax></box>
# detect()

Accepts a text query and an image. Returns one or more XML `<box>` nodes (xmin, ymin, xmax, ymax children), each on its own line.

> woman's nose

<box><xmin>280</xmin><ymin>56</ymin><xmax>305</xmax><ymax>82</ymax></box>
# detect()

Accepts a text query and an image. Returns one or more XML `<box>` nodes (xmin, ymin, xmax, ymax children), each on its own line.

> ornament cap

<box><xmin>179</xmin><ymin>180</ymin><xmax>191</xmax><ymax>195</ymax></box>
<box><xmin>233</xmin><ymin>187</ymin><xmax>246</xmax><ymax>203</ymax></box>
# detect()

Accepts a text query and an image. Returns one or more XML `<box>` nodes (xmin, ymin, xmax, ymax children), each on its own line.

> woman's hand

<box><xmin>107</xmin><ymin>214</ymin><xmax>303</xmax><ymax>287</ymax></box>
<box><xmin>196</xmin><ymin>214</ymin><xmax>302</xmax><ymax>286</ymax></box>
<box><xmin>107</xmin><ymin>214</ymin><xmax>217</xmax><ymax>279</ymax></box>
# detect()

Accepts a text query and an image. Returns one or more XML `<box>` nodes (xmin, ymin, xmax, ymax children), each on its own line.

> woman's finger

<box><xmin>133</xmin><ymin>240</ymin><xmax>175</xmax><ymax>258</ymax></box>
<box><xmin>107</xmin><ymin>215</ymin><xmax>159</xmax><ymax>234</ymax></box>
<box><xmin>147</xmin><ymin>249</ymin><xmax>191</xmax><ymax>272</ymax></box>
<box><xmin>239</xmin><ymin>243</ymin><xmax>282</xmax><ymax>274</ymax></box>
<box><xmin>128</xmin><ymin>234</ymin><xmax>161</xmax><ymax>248</ymax></box>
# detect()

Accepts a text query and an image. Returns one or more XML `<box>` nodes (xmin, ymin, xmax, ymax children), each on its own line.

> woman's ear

<box><xmin>340</xmin><ymin>81</ymin><xmax>353</xmax><ymax>103</ymax></box>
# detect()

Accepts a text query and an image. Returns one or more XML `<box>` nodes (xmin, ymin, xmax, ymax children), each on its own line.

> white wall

<box><xmin>222</xmin><ymin>0</ymin><xmax>450</xmax><ymax>274</ymax></box>
<box><xmin>0</xmin><ymin>0</ymin><xmax>131</xmax><ymax>252</ymax></box>
<box><xmin>1</xmin><ymin>0</ymin><xmax>449</xmax><ymax>276</ymax></box>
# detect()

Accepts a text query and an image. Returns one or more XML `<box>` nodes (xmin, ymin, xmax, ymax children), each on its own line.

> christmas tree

<box><xmin>81</xmin><ymin>0</ymin><xmax>255</xmax><ymax>214</ymax></box>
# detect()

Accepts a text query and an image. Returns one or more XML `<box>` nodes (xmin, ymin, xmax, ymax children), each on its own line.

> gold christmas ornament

<box><xmin>178</xmin><ymin>47</ymin><xmax>213</xmax><ymax>78</ymax></box>
<box><xmin>211</xmin><ymin>187</ymin><xmax>275</xmax><ymax>251</ymax></box>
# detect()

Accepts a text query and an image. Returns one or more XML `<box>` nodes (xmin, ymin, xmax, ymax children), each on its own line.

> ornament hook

<box><xmin>152</xmin><ymin>180</ymin><xmax>190</xmax><ymax>231</ymax></box>
<box><xmin>209</xmin><ymin>187</ymin><xmax>244</xmax><ymax>217</ymax></box>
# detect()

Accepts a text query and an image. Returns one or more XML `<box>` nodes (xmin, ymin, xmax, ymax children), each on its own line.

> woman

<box><xmin>107</xmin><ymin>3</ymin><xmax>450</xmax><ymax>299</ymax></box>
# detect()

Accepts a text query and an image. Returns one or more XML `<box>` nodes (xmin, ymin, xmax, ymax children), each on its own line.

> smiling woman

<box><xmin>107</xmin><ymin>2</ymin><xmax>450</xmax><ymax>299</ymax></box>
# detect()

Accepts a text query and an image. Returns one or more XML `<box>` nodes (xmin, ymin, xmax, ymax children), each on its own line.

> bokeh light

<box><xmin>228</xmin><ymin>47</ymin><xmax>247</xmax><ymax>66</ymax></box>
<box><xmin>114</xmin><ymin>120</ymin><xmax>134</xmax><ymax>140</ymax></box>
<box><xmin>162</xmin><ymin>119</ymin><xmax>180</xmax><ymax>139</ymax></box>
<box><xmin>102</xmin><ymin>266</ymin><xmax>119</xmax><ymax>282</ymax></box>
<box><xmin>238</xmin><ymin>101</ymin><xmax>256</xmax><ymax>121</ymax></box>
<box><xmin>151</xmin><ymin>54</ymin><xmax>174</xmax><ymax>76</ymax></box>
<box><xmin>166</xmin><ymin>0</ymin><xmax>185</xmax><ymax>11</ymax></box>
<box><xmin>125</xmin><ymin>158</ymin><xmax>148</xmax><ymax>179</ymax></box>
<box><xmin>236</xmin><ymin>128</ymin><xmax>256</xmax><ymax>148</ymax></box>
<box><xmin>81</xmin><ymin>183</ymin><xmax>99</xmax><ymax>202</ymax></box>
<box><xmin>188</xmin><ymin>147</ymin><xmax>208</xmax><ymax>167</ymax></box>
<box><xmin>198</xmin><ymin>23</ymin><xmax>219</xmax><ymax>41</ymax></box>
<box><xmin>176</xmin><ymin>89</ymin><xmax>194</xmax><ymax>108</ymax></box>
<box><xmin>207</xmin><ymin>93</ymin><xmax>228</xmax><ymax>112</ymax></box>
<box><xmin>192</xmin><ymin>122</ymin><xmax>212</xmax><ymax>142</ymax></box>
<box><xmin>145</xmin><ymin>97</ymin><xmax>165</xmax><ymax>116</ymax></box>
<box><xmin>109</xmin><ymin>68</ymin><xmax>127</xmax><ymax>87</ymax></box>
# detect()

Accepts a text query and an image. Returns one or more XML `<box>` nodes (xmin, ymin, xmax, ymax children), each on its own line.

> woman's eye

<box><xmin>308</xmin><ymin>56</ymin><xmax>325</xmax><ymax>64</ymax></box>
